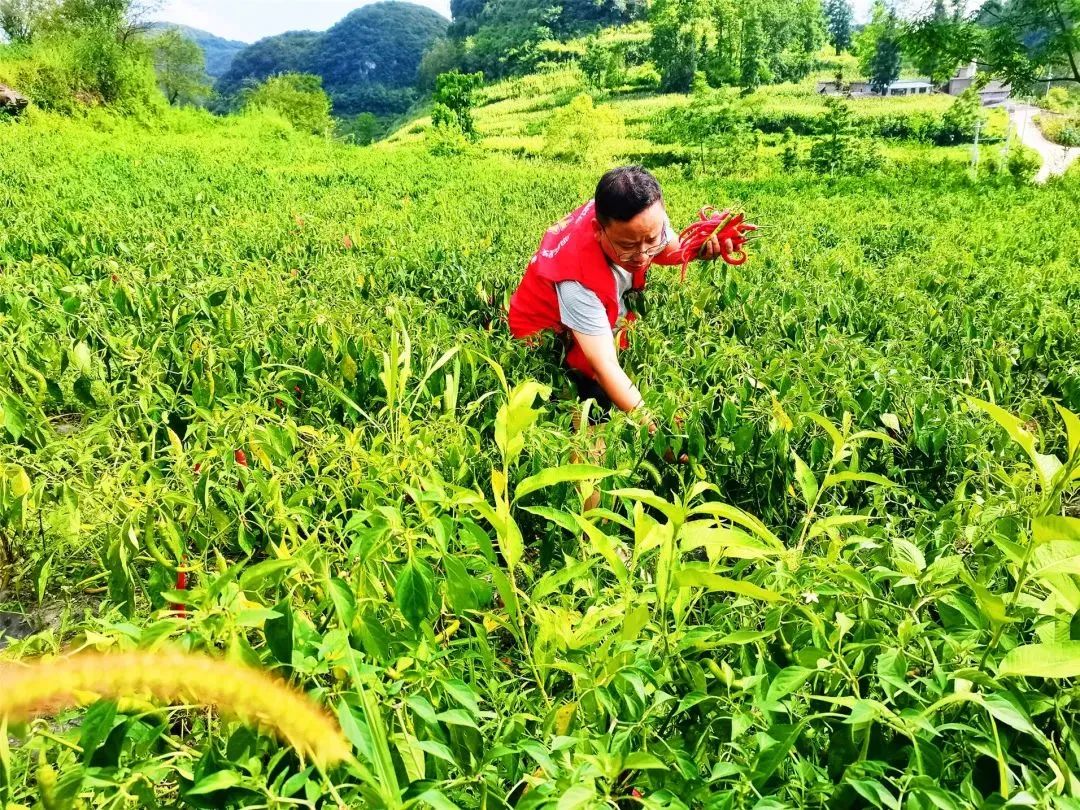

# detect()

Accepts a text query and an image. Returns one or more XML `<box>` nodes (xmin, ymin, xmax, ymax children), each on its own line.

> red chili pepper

<box><xmin>674</xmin><ymin>207</ymin><xmax>759</xmax><ymax>281</ymax></box>
<box><xmin>234</xmin><ymin>448</ymin><xmax>248</xmax><ymax>467</ymax></box>
<box><xmin>343</xmin><ymin>234</ymin><xmax>354</xmax><ymax>249</ymax></box>
<box><xmin>192</xmin><ymin>462</ymin><xmax>201</xmax><ymax>474</ymax></box>
<box><xmin>171</xmin><ymin>561</ymin><xmax>188</xmax><ymax>617</ymax></box>
<box><xmin>631</xmin><ymin>788</ymin><xmax>643</xmax><ymax>798</ymax></box>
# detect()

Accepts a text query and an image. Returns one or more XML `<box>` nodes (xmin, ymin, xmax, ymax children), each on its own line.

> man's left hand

<box><xmin>698</xmin><ymin>233</ymin><xmax>734</xmax><ymax>262</ymax></box>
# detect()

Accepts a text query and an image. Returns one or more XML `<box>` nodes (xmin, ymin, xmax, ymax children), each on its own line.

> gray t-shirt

<box><xmin>556</xmin><ymin>218</ymin><xmax>676</xmax><ymax>337</ymax></box>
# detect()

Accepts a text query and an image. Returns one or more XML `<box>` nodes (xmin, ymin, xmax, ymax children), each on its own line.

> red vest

<box><xmin>508</xmin><ymin>199</ymin><xmax>677</xmax><ymax>378</ymax></box>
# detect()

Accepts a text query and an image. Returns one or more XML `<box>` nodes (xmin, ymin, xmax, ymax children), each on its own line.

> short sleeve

<box><xmin>555</xmin><ymin>281</ymin><xmax>612</xmax><ymax>336</ymax></box>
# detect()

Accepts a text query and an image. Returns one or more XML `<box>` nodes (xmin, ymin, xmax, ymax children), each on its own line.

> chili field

<box><xmin>1</xmin><ymin>108</ymin><xmax>1080</xmax><ymax>808</ymax></box>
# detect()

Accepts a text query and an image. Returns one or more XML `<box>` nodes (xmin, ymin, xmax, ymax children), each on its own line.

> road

<box><xmin>1007</xmin><ymin>103</ymin><xmax>1080</xmax><ymax>183</ymax></box>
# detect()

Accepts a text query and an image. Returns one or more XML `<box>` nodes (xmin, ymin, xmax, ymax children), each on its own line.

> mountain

<box><xmin>148</xmin><ymin>23</ymin><xmax>247</xmax><ymax>79</ymax></box>
<box><xmin>216</xmin><ymin>2</ymin><xmax>449</xmax><ymax>118</ymax></box>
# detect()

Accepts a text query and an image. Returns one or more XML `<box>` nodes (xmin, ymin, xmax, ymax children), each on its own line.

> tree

<box><xmin>740</xmin><ymin>13</ymin><xmax>768</xmax><ymax>90</ymax></box>
<box><xmin>906</xmin><ymin>0</ymin><xmax>1080</xmax><ymax>90</ymax></box>
<box><xmin>338</xmin><ymin>112</ymin><xmax>381</xmax><ymax>145</ymax></box>
<box><xmin>150</xmin><ymin>27</ymin><xmax>209</xmax><ymax>105</ymax></box>
<box><xmin>868</xmin><ymin>7</ymin><xmax>902</xmax><ymax>93</ymax></box>
<box><xmin>937</xmin><ymin>85</ymin><xmax>985</xmax><ymax>143</ymax></box>
<box><xmin>824</xmin><ymin>0</ymin><xmax>853</xmax><ymax>54</ymax></box>
<box><xmin>0</xmin><ymin>0</ymin><xmax>53</xmax><ymax>43</ymax></box>
<box><xmin>242</xmin><ymin>73</ymin><xmax>333</xmax><ymax>136</ymax></box>
<box><xmin>650</xmin><ymin>0</ymin><xmax>711</xmax><ymax>92</ymax></box>
<box><xmin>903</xmin><ymin>0</ymin><xmax>961</xmax><ymax>85</ymax></box>
<box><xmin>542</xmin><ymin>92</ymin><xmax>624</xmax><ymax>165</ymax></box>
<box><xmin>580</xmin><ymin>36</ymin><xmax>625</xmax><ymax>89</ymax></box>
<box><xmin>432</xmin><ymin>69</ymin><xmax>483</xmax><ymax>137</ymax></box>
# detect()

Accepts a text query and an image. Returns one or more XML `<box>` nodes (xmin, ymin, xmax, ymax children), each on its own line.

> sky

<box><xmin>153</xmin><ymin>0</ymin><xmax>452</xmax><ymax>43</ymax></box>
<box><xmin>153</xmin><ymin>0</ymin><xmax>888</xmax><ymax>44</ymax></box>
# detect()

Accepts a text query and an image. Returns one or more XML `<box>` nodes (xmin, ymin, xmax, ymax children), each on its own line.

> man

<box><xmin>508</xmin><ymin>165</ymin><xmax>729</xmax><ymax>429</ymax></box>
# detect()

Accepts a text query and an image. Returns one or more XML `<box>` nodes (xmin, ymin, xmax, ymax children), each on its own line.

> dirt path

<box><xmin>1008</xmin><ymin>103</ymin><xmax>1080</xmax><ymax>183</ymax></box>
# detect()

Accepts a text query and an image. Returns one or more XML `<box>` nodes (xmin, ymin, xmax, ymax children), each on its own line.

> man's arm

<box><xmin>571</xmin><ymin>330</ymin><xmax>646</xmax><ymax>415</ymax></box>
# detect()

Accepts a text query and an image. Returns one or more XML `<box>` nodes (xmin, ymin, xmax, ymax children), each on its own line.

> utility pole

<box><xmin>971</xmin><ymin>117</ymin><xmax>981</xmax><ymax>170</ymax></box>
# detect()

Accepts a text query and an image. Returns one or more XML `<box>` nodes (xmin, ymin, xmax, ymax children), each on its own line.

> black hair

<box><xmin>594</xmin><ymin>165</ymin><xmax>662</xmax><ymax>224</ymax></box>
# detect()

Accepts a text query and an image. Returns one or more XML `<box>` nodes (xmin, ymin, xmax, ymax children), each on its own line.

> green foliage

<box><xmin>1006</xmin><ymin>143</ymin><xmax>1041</xmax><ymax>181</ymax></box>
<box><xmin>149</xmin><ymin>27</ymin><xmax>210</xmax><ymax>106</ymax></box>
<box><xmin>907</xmin><ymin>0</ymin><xmax>1080</xmax><ymax>92</ymax></box>
<box><xmin>417</xmin><ymin>36</ymin><xmax>463</xmax><ymax>91</ymax></box>
<box><xmin>447</xmin><ymin>0</ymin><xmax>644</xmax><ymax>80</ymax></box>
<box><xmin>579</xmin><ymin>35</ymin><xmax>625</xmax><ymax>89</ymax></box>
<box><xmin>542</xmin><ymin>91</ymin><xmax>623</xmax><ymax>163</ymax></box>
<box><xmin>937</xmin><ymin>86</ymin><xmax>984</xmax><ymax>145</ymax></box>
<box><xmin>807</xmin><ymin>96</ymin><xmax>884</xmax><ymax>172</ymax></box>
<box><xmin>146</xmin><ymin>23</ymin><xmax>246</xmax><ymax>80</ymax></box>
<box><xmin>1038</xmin><ymin>113</ymin><xmax>1080</xmax><ymax>147</ymax></box>
<box><xmin>432</xmin><ymin>69</ymin><xmax>483</xmax><ymax>137</ymax></box>
<box><xmin>337</xmin><ymin>111</ymin><xmax>383</xmax><ymax>146</ymax></box>
<box><xmin>0</xmin><ymin>0</ymin><xmax>50</xmax><ymax>43</ymax></box>
<box><xmin>651</xmin><ymin>0</ymin><xmax>826</xmax><ymax>92</ymax></box>
<box><xmin>217</xmin><ymin>2</ymin><xmax>448</xmax><ymax>117</ymax></box>
<box><xmin>868</xmin><ymin>9</ymin><xmax>902</xmax><ymax>94</ymax></box>
<box><xmin>824</xmin><ymin>0</ymin><xmax>853</xmax><ymax>54</ymax></box>
<box><xmin>241</xmin><ymin>72</ymin><xmax>333</xmax><ymax>136</ymax></box>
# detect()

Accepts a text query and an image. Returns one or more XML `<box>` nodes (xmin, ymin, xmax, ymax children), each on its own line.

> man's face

<box><xmin>593</xmin><ymin>200</ymin><xmax>667</xmax><ymax>272</ymax></box>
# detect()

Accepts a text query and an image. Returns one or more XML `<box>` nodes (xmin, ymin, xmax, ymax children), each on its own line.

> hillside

<box><xmin>147</xmin><ymin>23</ymin><xmax>247</xmax><ymax>79</ymax></box>
<box><xmin>216</xmin><ymin>1</ymin><xmax>449</xmax><ymax>116</ymax></box>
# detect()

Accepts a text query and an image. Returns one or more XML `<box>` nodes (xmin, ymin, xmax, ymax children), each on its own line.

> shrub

<box><xmin>241</xmin><ymin>73</ymin><xmax>333</xmax><ymax>136</ymax></box>
<box><xmin>542</xmin><ymin>92</ymin><xmax>624</xmax><ymax>165</ymax></box>
<box><xmin>1037</xmin><ymin>113</ymin><xmax>1080</xmax><ymax>147</ymax></box>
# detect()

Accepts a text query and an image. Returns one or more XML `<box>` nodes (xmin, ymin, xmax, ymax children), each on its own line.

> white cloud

<box><xmin>153</xmin><ymin>0</ymin><xmax>451</xmax><ymax>43</ymax></box>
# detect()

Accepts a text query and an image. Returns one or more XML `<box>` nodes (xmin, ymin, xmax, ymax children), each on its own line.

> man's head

<box><xmin>593</xmin><ymin>165</ymin><xmax>667</xmax><ymax>272</ymax></box>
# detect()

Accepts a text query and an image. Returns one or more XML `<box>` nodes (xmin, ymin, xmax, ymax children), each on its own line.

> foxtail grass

<box><xmin>0</xmin><ymin>649</ymin><xmax>351</xmax><ymax>766</ymax></box>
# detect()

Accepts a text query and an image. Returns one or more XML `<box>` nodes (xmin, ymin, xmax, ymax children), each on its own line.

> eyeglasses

<box><xmin>600</xmin><ymin>223</ymin><xmax>667</xmax><ymax>262</ymax></box>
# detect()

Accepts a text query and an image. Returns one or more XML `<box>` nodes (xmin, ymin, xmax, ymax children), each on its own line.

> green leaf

<box><xmin>792</xmin><ymin>451</ymin><xmax>818</xmax><ymax>506</ymax></box>
<box><xmin>1056</xmin><ymin>403</ymin><xmax>1080</xmax><ymax>458</ymax></box>
<box><xmin>717</xmin><ymin>628</ymin><xmax>776</xmax><ymax>644</ymax></box>
<box><xmin>239</xmin><ymin>558</ymin><xmax>296</xmax><ymax>591</ymax></box>
<box><xmin>623</xmin><ymin>751</ymin><xmax>667</xmax><ymax>771</ymax></box>
<box><xmin>71</xmin><ymin>341</ymin><xmax>92</xmax><ymax>376</ymax></box>
<box><xmin>73</xmin><ymin>376</ymin><xmax>96</xmax><ymax>407</ymax></box>
<box><xmin>572</xmin><ymin>514</ymin><xmax>628</xmax><ymax>585</ymax></box>
<box><xmin>820</xmin><ymin>471</ymin><xmax>893</xmax><ymax>491</ymax></box>
<box><xmin>688</xmin><ymin>501</ymin><xmax>784</xmax><ymax>549</ymax></box>
<box><xmin>188</xmin><ymin>770</ymin><xmax>243</xmax><ymax>795</ymax></box>
<box><xmin>751</xmin><ymin>722</ymin><xmax>805</xmax><ymax>788</ymax></box>
<box><xmin>265</xmin><ymin>598</ymin><xmax>294</xmax><ymax>668</ymax></box>
<box><xmin>435</xmin><ymin>709</ymin><xmax>479</xmax><ymax>730</ymax></box>
<box><xmin>981</xmin><ymin>692</ymin><xmax>1042</xmax><ymax>738</ymax></box>
<box><xmin>766</xmin><ymin>666</ymin><xmax>814</xmax><ymax>703</ymax></box>
<box><xmin>999</xmin><ymin>642</ymin><xmax>1080</xmax><ymax>678</ymax></box>
<box><xmin>78</xmin><ymin>700</ymin><xmax>117</xmax><ymax>764</ymax></box>
<box><xmin>513</xmin><ymin>464</ymin><xmax>617</xmax><ymax>501</ymax></box>
<box><xmin>328</xmin><ymin>576</ymin><xmax>356</xmax><ymax>629</ymax></box>
<box><xmin>807</xmin><ymin>514</ymin><xmax>871</xmax><ymax>539</ymax></box>
<box><xmin>608</xmin><ymin>487</ymin><xmax>684</xmax><ymax>523</ymax></box>
<box><xmin>396</xmin><ymin>559</ymin><xmax>433</xmax><ymax>630</ymax></box>
<box><xmin>805</xmin><ymin>412</ymin><xmax>844</xmax><ymax>461</ymax></box>
<box><xmin>521</xmin><ymin>505</ymin><xmax>580</xmax><ymax>534</ymax></box>
<box><xmin>679</xmin><ymin>522</ymin><xmax>778</xmax><ymax>560</ymax></box>
<box><xmin>1032</xmin><ymin>516</ymin><xmax>1080</xmax><ymax>545</ymax></box>
<box><xmin>968</xmin><ymin>397</ymin><xmax>1062</xmax><ymax>489</ymax></box>
<box><xmin>674</xmin><ymin>568</ymin><xmax>782</xmax><ymax>602</ymax></box>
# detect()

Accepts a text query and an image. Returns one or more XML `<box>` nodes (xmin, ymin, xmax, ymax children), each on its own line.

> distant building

<box><xmin>814</xmin><ymin>63</ymin><xmax>1011</xmax><ymax>105</ymax></box>
<box><xmin>946</xmin><ymin>62</ymin><xmax>1011</xmax><ymax>106</ymax></box>
<box><xmin>816</xmin><ymin>78</ymin><xmax>934</xmax><ymax>97</ymax></box>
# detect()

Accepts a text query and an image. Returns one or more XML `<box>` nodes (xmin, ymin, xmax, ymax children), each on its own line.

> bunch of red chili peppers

<box><xmin>674</xmin><ymin>206</ymin><xmax>760</xmax><ymax>281</ymax></box>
